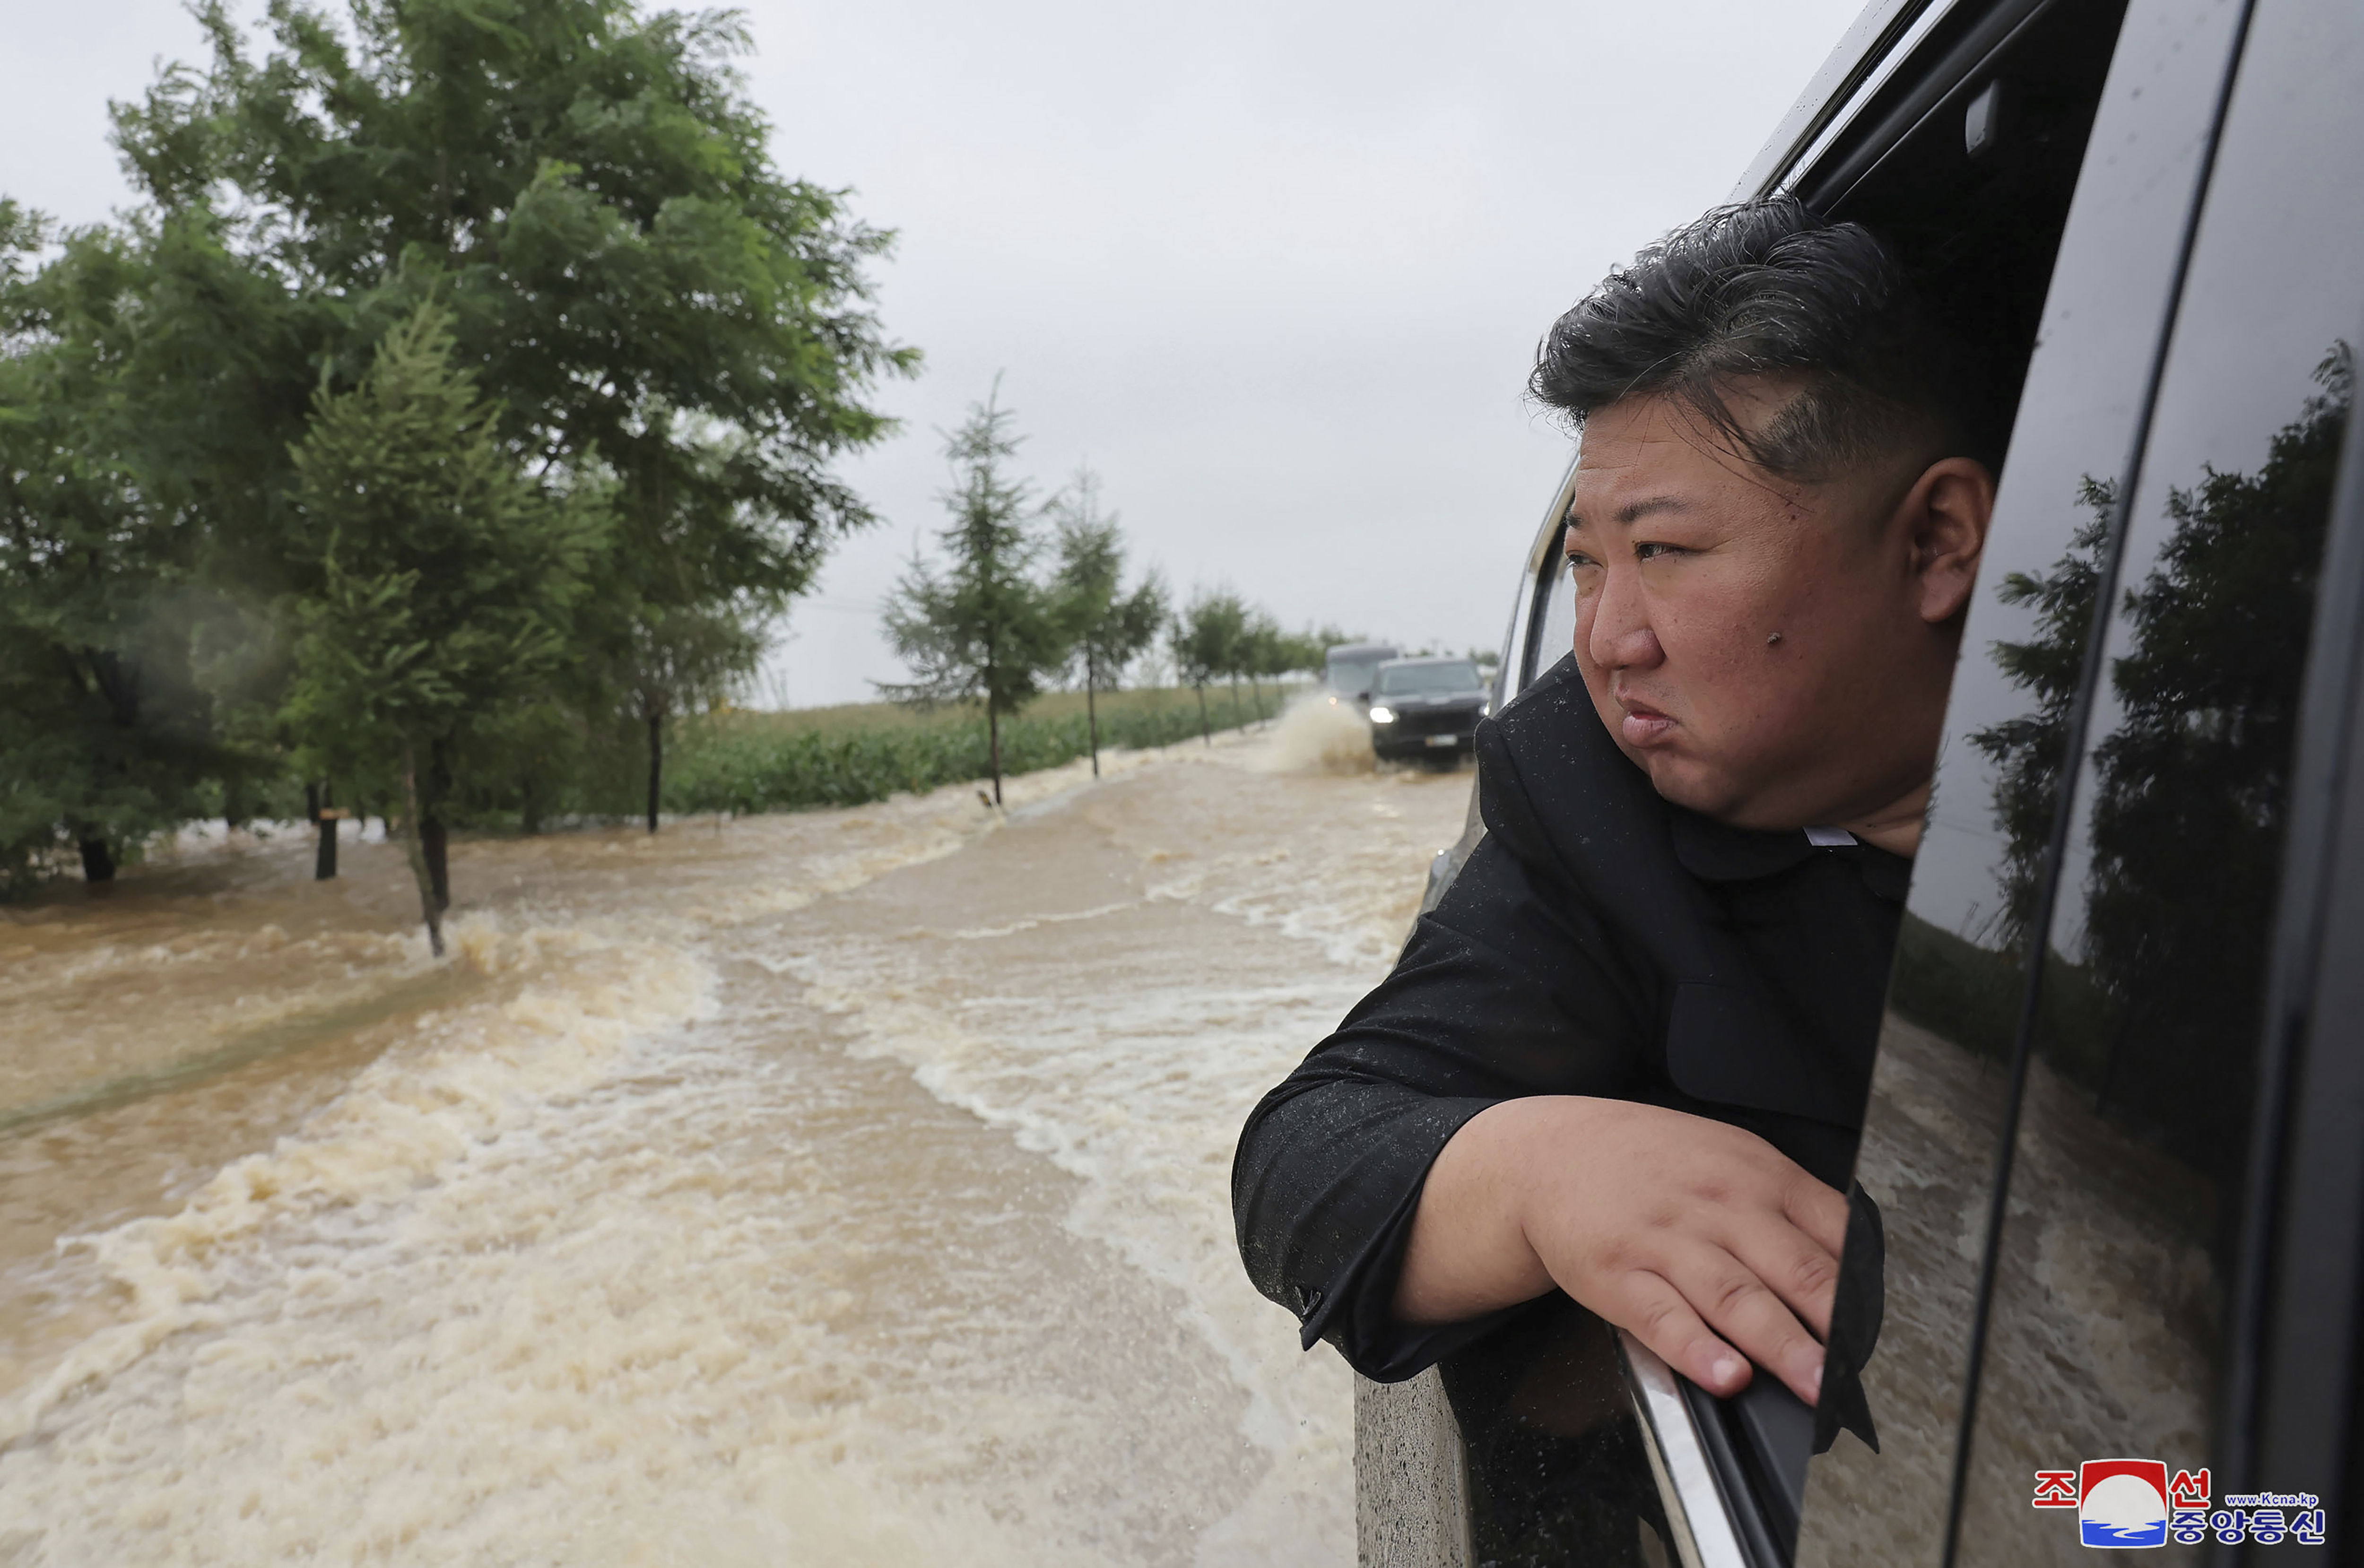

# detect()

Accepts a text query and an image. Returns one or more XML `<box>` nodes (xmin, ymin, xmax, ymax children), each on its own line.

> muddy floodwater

<box><xmin>0</xmin><ymin>712</ymin><xmax>1468</xmax><ymax>1566</ymax></box>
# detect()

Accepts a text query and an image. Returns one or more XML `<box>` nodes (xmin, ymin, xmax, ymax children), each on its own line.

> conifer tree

<box><xmin>878</xmin><ymin>388</ymin><xmax>1065</xmax><ymax>804</ymax></box>
<box><xmin>1049</xmin><ymin>468</ymin><xmax>1167</xmax><ymax>777</ymax></box>
<box><xmin>282</xmin><ymin>302</ymin><xmax>603</xmax><ymax>953</ymax></box>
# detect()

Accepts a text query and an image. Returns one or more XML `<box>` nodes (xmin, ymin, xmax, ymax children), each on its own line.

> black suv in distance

<box><xmin>1367</xmin><ymin>657</ymin><xmax>1490</xmax><ymax>765</ymax></box>
<box><xmin>1357</xmin><ymin>0</ymin><xmax>2364</xmax><ymax>1565</ymax></box>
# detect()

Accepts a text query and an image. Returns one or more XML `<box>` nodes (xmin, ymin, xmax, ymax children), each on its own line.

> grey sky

<box><xmin>3</xmin><ymin>0</ymin><xmax>1866</xmax><ymax>707</ymax></box>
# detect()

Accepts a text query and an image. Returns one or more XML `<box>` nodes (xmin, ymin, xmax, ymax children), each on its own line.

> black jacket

<box><xmin>1231</xmin><ymin>655</ymin><xmax>1904</xmax><ymax>1385</ymax></box>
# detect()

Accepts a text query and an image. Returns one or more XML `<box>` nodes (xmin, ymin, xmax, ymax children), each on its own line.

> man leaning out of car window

<box><xmin>1231</xmin><ymin>197</ymin><xmax>2000</xmax><ymax>1441</ymax></box>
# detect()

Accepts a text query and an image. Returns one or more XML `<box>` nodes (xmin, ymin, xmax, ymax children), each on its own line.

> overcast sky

<box><xmin>3</xmin><ymin>0</ymin><xmax>1865</xmax><ymax>707</ymax></box>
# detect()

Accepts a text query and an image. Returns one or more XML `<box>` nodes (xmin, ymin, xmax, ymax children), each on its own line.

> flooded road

<box><xmin>0</xmin><ymin>718</ymin><xmax>1470</xmax><ymax>1566</ymax></box>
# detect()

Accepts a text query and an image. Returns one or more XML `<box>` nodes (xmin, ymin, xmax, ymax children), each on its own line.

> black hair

<box><xmin>1529</xmin><ymin>198</ymin><xmax>2002</xmax><ymax>482</ymax></box>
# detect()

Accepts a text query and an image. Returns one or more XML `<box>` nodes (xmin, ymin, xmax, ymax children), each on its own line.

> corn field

<box><xmin>666</xmin><ymin>689</ymin><xmax>1280</xmax><ymax>815</ymax></box>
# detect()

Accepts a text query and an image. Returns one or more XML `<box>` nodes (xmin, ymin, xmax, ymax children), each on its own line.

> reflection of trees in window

<box><xmin>1970</xmin><ymin>348</ymin><xmax>2350</xmax><ymax>1176</ymax></box>
<box><xmin>1974</xmin><ymin>487</ymin><xmax>2112</xmax><ymax>950</ymax></box>
<box><xmin>1885</xmin><ymin>491</ymin><xmax>2111</xmax><ymax>1065</ymax></box>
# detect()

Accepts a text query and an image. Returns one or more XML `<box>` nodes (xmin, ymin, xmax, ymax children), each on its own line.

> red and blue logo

<box><xmin>2076</xmin><ymin>1460</ymin><xmax>2170</xmax><ymax>1548</ymax></box>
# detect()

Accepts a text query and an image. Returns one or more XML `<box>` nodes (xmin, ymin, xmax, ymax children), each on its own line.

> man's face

<box><xmin>1562</xmin><ymin>384</ymin><xmax>1984</xmax><ymax>832</ymax></box>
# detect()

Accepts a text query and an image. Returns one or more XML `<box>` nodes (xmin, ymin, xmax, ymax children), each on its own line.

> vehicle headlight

<box><xmin>1369</xmin><ymin>705</ymin><xmax>1396</xmax><ymax>724</ymax></box>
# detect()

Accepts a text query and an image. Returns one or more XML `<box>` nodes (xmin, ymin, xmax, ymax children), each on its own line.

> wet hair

<box><xmin>1529</xmin><ymin>199</ymin><xmax>2000</xmax><ymax>483</ymax></box>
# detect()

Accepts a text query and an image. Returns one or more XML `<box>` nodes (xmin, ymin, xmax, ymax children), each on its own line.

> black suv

<box><xmin>1368</xmin><ymin>657</ymin><xmax>1491</xmax><ymax>765</ymax></box>
<box><xmin>1360</xmin><ymin>0</ymin><xmax>2364</xmax><ymax>1564</ymax></box>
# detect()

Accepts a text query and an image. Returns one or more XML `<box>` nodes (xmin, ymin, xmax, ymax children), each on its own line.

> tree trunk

<box><xmin>1086</xmin><ymin>651</ymin><xmax>1101</xmax><ymax>778</ymax></box>
<box><xmin>314</xmin><ymin>782</ymin><xmax>338</xmax><ymax>881</ymax></box>
<box><xmin>1227</xmin><ymin>674</ymin><xmax>1243</xmax><ymax>728</ymax></box>
<box><xmin>646</xmin><ymin>710</ymin><xmax>664</xmax><ymax>833</ymax></box>
<box><xmin>424</xmin><ymin>818</ymin><xmax>449</xmax><ymax>910</ymax></box>
<box><xmin>520</xmin><ymin>776</ymin><xmax>541</xmax><ymax>837</ymax></box>
<box><xmin>78</xmin><ymin>837</ymin><xmax>115</xmax><ymax>884</ymax></box>
<box><xmin>401</xmin><ymin>741</ymin><xmax>446</xmax><ymax>958</ymax></box>
<box><xmin>1249</xmin><ymin>672</ymin><xmax>1265</xmax><ymax>727</ymax></box>
<box><xmin>425</xmin><ymin>740</ymin><xmax>452</xmax><ymax>910</ymax></box>
<box><xmin>1196</xmin><ymin>683</ymin><xmax>1210</xmax><ymax>745</ymax></box>
<box><xmin>988</xmin><ymin>703</ymin><xmax>1004</xmax><ymax>805</ymax></box>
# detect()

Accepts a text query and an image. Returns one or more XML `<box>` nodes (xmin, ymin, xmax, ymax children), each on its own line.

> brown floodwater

<box><xmin>0</xmin><ymin>707</ymin><xmax>1467</xmax><ymax>1566</ymax></box>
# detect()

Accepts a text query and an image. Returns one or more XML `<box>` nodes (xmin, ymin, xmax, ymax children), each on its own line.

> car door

<box><xmin>1783</xmin><ymin>0</ymin><xmax>2256</xmax><ymax>1559</ymax></box>
<box><xmin>1899</xmin><ymin>0</ymin><xmax>2364</xmax><ymax>1561</ymax></box>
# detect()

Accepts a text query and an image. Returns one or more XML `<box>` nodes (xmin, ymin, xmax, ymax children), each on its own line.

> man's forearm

<box><xmin>1392</xmin><ymin>1097</ymin><xmax>1573</xmax><ymax>1324</ymax></box>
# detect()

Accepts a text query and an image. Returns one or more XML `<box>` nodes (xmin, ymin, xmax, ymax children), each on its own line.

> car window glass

<box><xmin>1530</xmin><ymin>543</ymin><xmax>1577</xmax><ymax>687</ymax></box>
<box><xmin>1793</xmin><ymin>0</ymin><xmax>2251</xmax><ymax>1561</ymax></box>
<box><xmin>1950</xmin><ymin>1</ymin><xmax>2364</xmax><ymax>1559</ymax></box>
<box><xmin>1378</xmin><ymin>662</ymin><xmax>1483</xmax><ymax>696</ymax></box>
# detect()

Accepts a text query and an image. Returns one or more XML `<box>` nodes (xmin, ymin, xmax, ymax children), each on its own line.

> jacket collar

<box><xmin>1667</xmin><ymin>809</ymin><xmax>1820</xmax><ymax>883</ymax></box>
<box><xmin>1668</xmin><ymin>802</ymin><xmax>1914</xmax><ymax>901</ymax></box>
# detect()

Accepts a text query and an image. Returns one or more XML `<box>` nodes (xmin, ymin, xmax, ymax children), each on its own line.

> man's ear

<box><xmin>1899</xmin><ymin>457</ymin><xmax>1996</xmax><ymax>624</ymax></box>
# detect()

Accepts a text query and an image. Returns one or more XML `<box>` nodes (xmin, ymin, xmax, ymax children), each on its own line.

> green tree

<box><xmin>1049</xmin><ymin>468</ymin><xmax>1167</xmax><ymax>777</ymax></box>
<box><xmin>878</xmin><ymin>389</ymin><xmax>1065</xmax><ymax>804</ymax></box>
<box><xmin>282</xmin><ymin>303</ymin><xmax>603</xmax><ymax>954</ymax></box>
<box><xmin>1238</xmin><ymin>611</ymin><xmax>1327</xmax><ymax>726</ymax></box>
<box><xmin>1971</xmin><ymin>483</ymin><xmax>2113</xmax><ymax>949</ymax></box>
<box><xmin>1173</xmin><ymin>589</ymin><xmax>1249</xmax><ymax>744</ymax></box>
<box><xmin>637</xmin><ymin>608</ymin><xmax>761</xmax><ymax>835</ymax></box>
<box><xmin>103</xmin><ymin>0</ymin><xmax>913</xmax><ymax>830</ymax></box>
<box><xmin>0</xmin><ymin>201</ymin><xmax>314</xmax><ymax>887</ymax></box>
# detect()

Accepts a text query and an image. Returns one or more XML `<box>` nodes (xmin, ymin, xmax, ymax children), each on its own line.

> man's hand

<box><xmin>1394</xmin><ymin>1096</ymin><xmax>1849</xmax><ymax>1404</ymax></box>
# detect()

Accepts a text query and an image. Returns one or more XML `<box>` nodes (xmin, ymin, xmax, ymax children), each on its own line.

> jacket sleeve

<box><xmin>1230</xmin><ymin>732</ymin><xmax>1654</xmax><ymax>1382</ymax></box>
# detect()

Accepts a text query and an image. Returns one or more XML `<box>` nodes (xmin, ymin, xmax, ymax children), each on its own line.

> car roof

<box><xmin>1375</xmin><ymin>655</ymin><xmax>1478</xmax><ymax>667</ymax></box>
<box><xmin>1731</xmin><ymin>0</ymin><xmax>1937</xmax><ymax>199</ymax></box>
<box><xmin>1327</xmin><ymin>642</ymin><xmax>1399</xmax><ymax>658</ymax></box>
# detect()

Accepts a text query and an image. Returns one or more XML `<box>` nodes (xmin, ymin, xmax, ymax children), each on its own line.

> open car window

<box><xmin>1424</xmin><ymin>0</ymin><xmax>2158</xmax><ymax>1562</ymax></box>
<box><xmin>1360</xmin><ymin>2</ymin><xmax>2364</xmax><ymax>1562</ymax></box>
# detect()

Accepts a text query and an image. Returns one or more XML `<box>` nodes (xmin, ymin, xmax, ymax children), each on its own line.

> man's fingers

<box><xmin>1670</xmin><ymin>1245</ymin><xmax>1825</xmax><ymax>1406</ymax></box>
<box><xmin>1613</xmin><ymin>1272</ymin><xmax>1753</xmax><ymax>1399</ymax></box>
<box><xmin>1784</xmin><ymin>1175</ymin><xmax>1851</xmax><ymax>1261</ymax></box>
<box><xmin>1727</xmin><ymin>1224</ymin><xmax>1841</xmax><ymax>1341</ymax></box>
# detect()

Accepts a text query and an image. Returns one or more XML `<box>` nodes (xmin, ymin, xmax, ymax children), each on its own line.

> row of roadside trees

<box><xmin>0</xmin><ymin>0</ymin><xmax>912</xmax><ymax>947</ymax></box>
<box><xmin>881</xmin><ymin>390</ymin><xmax>1334</xmax><ymax>802</ymax></box>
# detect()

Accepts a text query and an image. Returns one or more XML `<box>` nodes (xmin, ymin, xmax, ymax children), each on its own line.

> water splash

<box><xmin>0</xmin><ymin>734</ymin><xmax>1473</xmax><ymax>1565</ymax></box>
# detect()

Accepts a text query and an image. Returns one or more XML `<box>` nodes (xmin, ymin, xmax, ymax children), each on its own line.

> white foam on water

<box><xmin>0</xmin><ymin>914</ymin><xmax>717</xmax><ymax>1455</ymax></box>
<box><xmin>0</xmin><ymin>742</ymin><xmax>1470</xmax><ymax>1566</ymax></box>
<box><xmin>0</xmin><ymin>1001</ymin><xmax>1121</xmax><ymax>1565</ymax></box>
<box><xmin>1255</xmin><ymin>692</ymin><xmax>1379</xmax><ymax>776</ymax></box>
<box><xmin>773</xmin><ymin>738</ymin><xmax>1471</xmax><ymax>1567</ymax></box>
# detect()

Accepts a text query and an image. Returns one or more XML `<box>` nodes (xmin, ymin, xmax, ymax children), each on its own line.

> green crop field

<box><xmin>665</xmin><ymin>683</ymin><xmax>1304</xmax><ymax>815</ymax></box>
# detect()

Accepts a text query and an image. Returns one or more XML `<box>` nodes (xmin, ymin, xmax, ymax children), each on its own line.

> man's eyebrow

<box><xmin>1564</xmin><ymin>495</ymin><xmax>1693</xmax><ymax>532</ymax></box>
